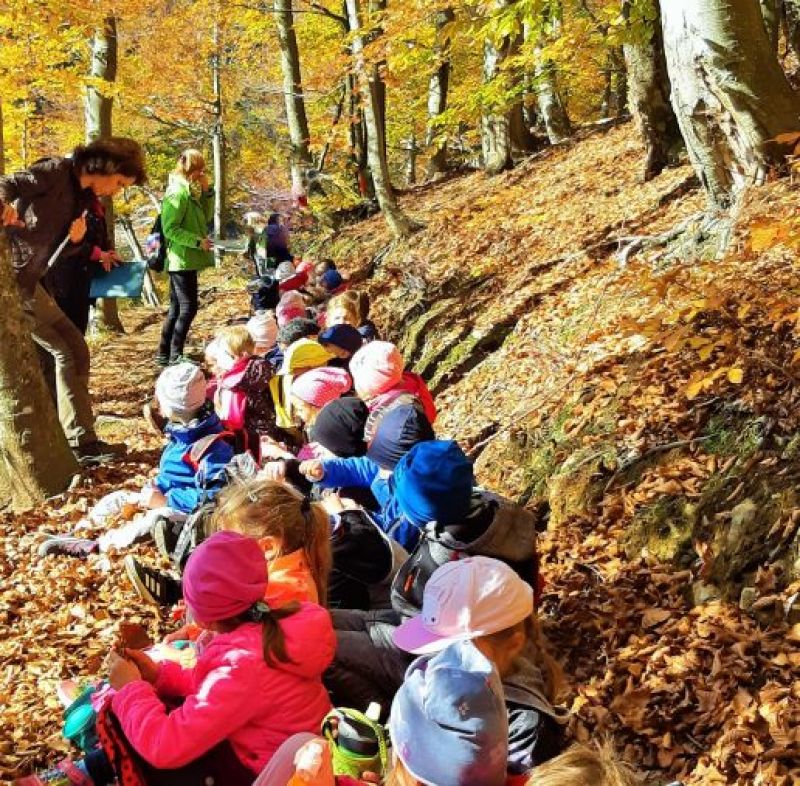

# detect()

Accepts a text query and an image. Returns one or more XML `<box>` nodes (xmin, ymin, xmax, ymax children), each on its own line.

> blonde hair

<box><xmin>215</xmin><ymin>325</ymin><xmax>255</xmax><ymax>359</ymax></box>
<box><xmin>174</xmin><ymin>148</ymin><xmax>206</xmax><ymax>178</ymax></box>
<box><xmin>527</xmin><ymin>742</ymin><xmax>638</xmax><ymax>786</ymax></box>
<box><xmin>327</xmin><ymin>292</ymin><xmax>360</xmax><ymax>326</ymax></box>
<box><xmin>212</xmin><ymin>479</ymin><xmax>331</xmax><ymax>606</ymax></box>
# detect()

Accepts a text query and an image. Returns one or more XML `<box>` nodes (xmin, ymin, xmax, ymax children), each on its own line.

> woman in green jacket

<box><xmin>157</xmin><ymin>149</ymin><xmax>214</xmax><ymax>365</ymax></box>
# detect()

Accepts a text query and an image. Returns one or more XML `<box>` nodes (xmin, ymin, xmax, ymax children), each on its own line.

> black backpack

<box><xmin>146</xmin><ymin>214</ymin><xmax>167</xmax><ymax>272</ymax></box>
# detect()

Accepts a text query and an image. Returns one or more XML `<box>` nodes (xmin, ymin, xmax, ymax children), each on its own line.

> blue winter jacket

<box><xmin>318</xmin><ymin>456</ymin><xmax>421</xmax><ymax>549</ymax></box>
<box><xmin>154</xmin><ymin>412</ymin><xmax>234</xmax><ymax>513</ymax></box>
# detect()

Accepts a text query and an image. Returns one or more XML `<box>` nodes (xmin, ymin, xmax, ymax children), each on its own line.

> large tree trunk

<box><xmin>0</xmin><ymin>231</ymin><xmax>77</xmax><ymax>509</ymax></box>
<box><xmin>0</xmin><ymin>98</ymin><xmax>5</xmax><ymax>176</ymax></box>
<box><xmin>345</xmin><ymin>0</ymin><xmax>415</xmax><ymax>236</ymax></box>
<box><xmin>211</xmin><ymin>20</ymin><xmax>226</xmax><ymax>252</ymax></box>
<box><xmin>274</xmin><ymin>0</ymin><xmax>314</xmax><ymax>196</ymax></box>
<box><xmin>623</xmin><ymin>0</ymin><xmax>683</xmax><ymax>181</ymax></box>
<box><xmin>481</xmin><ymin>34</ymin><xmax>513</xmax><ymax>175</ymax></box>
<box><xmin>533</xmin><ymin>2</ymin><xmax>571</xmax><ymax>144</ymax></box>
<box><xmin>761</xmin><ymin>0</ymin><xmax>781</xmax><ymax>48</ymax></box>
<box><xmin>426</xmin><ymin>8</ymin><xmax>454</xmax><ymax>178</ymax></box>
<box><xmin>85</xmin><ymin>16</ymin><xmax>124</xmax><ymax>334</ymax></box>
<box><xmin>662</xmin><ymin>0</ymin><xmax>800</xmax><ymax>209</ymax></box>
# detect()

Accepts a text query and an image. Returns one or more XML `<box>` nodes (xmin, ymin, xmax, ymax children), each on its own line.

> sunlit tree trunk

<box><xmin>481</xmin><ymin>30</ymin><xmax>513</xmax><ymax>174</ymax></box>
<box><xmin>275</xmin><ymin>0</ymin><xmax>314</xmax><ymax>196</ymax></box>
<box><xmin>211</xmin><ymin>19</ymin><xmax>226</xmax><ymax>250</ymax></box>
<box><xmin>783</xmin><ymin>0</ymin><xmax>800</xmax><ymax>58</ymax></box>
<box><xmin>623</xmin><ymin>0</ymin><xmax>683</xmax><ymax>181</ymax></box>
<box><xmin>426</xmin><ymin>8</ymin><xmax>454</xmax><ymax>177</ymax></box>
<box><xmin>0</xmin><ymin>231</ymin><xmax>78</xmax><ymax>509</ymax></box>
<box><xmin>662</xmin><ymin>0</ymin><xmax>800</xmax><ymax>208</ymax></box>
<box><xmin>345</xmin><ymin>0</ymin><xmax>415</xmax><ymax>236</ymax></box>
<box><xmin>533</xmin><ymin>2</ymin><xmax>571</xmax><ymax>144</ymax></box>
<box><xmin>0</xmin><ymin>99</ymin><xmax>5</xmax><ymax>176</ymax></box>
<box><xmin>86</xmin><ymin>16</ymin><xmax>124</xmax><ymax>334</ymax></box>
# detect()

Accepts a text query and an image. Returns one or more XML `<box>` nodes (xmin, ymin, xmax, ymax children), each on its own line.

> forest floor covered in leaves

<box><xmin>3</xmin><ymin>121</ymin><xmax>800</xmax><ymax>784</ymax></box>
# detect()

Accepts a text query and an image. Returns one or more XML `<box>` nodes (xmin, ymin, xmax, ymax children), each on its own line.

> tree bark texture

<box><xmin>0</xmin><ymin>231</ymin><xmax>77</xmax><ymax>509</ymax></box>
<box><xmin>426</xmin><ymin>8</ymin><xmax>454</xmax><ymax>177</ymax></box>
<box><xmin>85</xmin><ymin>16</ymin><xmax>124</xmax><ymax>333</ymax></box>
<box><xmin>623</xmin><ymin>0</ymin><xmax>683</xmax><ymax>181</ymax></box>
<box><xmin>662</xmin><ymin>0</ymin><xmax>800</xmax><ymax>208</ymax></box>
<box><xmin>783</xmin><ymin>0</ymin><xmax>800</xmax><ymax>58</ymax></box>
<box><xmin>761</xmin><ymin>0</ymin><xmax>781</xmax><ymax>48</ymax></box>
<box><xmin>345</xmin><ymin>0</ymin><xmax>415</xmax><ymax>236</ymax></box>
<box><xmin>481</xmin><ymin>35</ymin><xmax>513</xmax><ymax>175</ymax></box>
<box><xmin>274</xmin><ymin>0</ymin><xmax>314</xmax><ymax>195</ymax></box>
<box><xmin>533</xmin><ymin>3</ymin><xmax>571</xmax><ymax>144</ymax></box>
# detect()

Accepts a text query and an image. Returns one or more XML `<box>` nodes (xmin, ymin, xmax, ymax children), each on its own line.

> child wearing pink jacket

<box><xmin>19</xmin><ymin>532</ymin><xmax>334</xmax><ymax>786</ymax></box>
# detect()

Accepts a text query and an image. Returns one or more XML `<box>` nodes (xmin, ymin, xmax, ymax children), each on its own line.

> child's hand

<box><xmin>260</xmin><ymin>461</ymin><xmax>287</xmax><ymax>482</ymax></box>
<box><xmin>259</xmin><ymin>437</ymin><xmax>293</xmax><ymax>461</ymax></box>
<box><xmin>107</xmin><ymin>651</ymin><xmax>141</xmax><ymax>689</ymax></box>
<box><xmin>140</xmin><ymin>485</ymin><xmax>168</xmax><ymax>509</ymax></box>
<box><xmin>123</xmin><ymin>649</ymin><xmax>159</xmax><ymax>684</ymax></box>
<box><xmin>299</xmin><ymin>459</ymin><xmax>324</xmax><ymax>481</ymax></box>
<box><xmin>319</xmin><ymin>492</ymin><xmax>344</xmax><ymax>515</ymax></box>
<box><xmin>164</xmin><ymin>624</ymin><xmax>193</xmax><ymax>644</ymax></box>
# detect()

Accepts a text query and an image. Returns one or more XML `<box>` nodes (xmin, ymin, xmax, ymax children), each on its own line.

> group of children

<box><xmin>24</xmin><ymin>253</ymin><xmax>645</xmax><ymax>786</ymax></box>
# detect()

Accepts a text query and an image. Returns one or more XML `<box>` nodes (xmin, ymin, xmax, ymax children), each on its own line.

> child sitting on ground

<box><xmin>20</xmin><ymin>531</ymin><xmax>335</xmax><ymax>786</ymax></box>
<box><xmin>277</xmin><ymin>291</ymin><xmax>309</xmax><ymax>327</ymax></box>
<box><xmin>291</xmin><ymin>367</ymin><xmax>353</xmax><ymax>448</ymax></box>
<box><xmin>299</xmin><ymin>403</ymin><xmax>435</xmax><ymax>549</ymax></box>
<box><xmin>268</xmin><ymin>639</ymin><xmax>508</xmax><ymax>786</ymax></box>
<box><xmin>39</xmin><ymin>363</ymin><xmax>234</xmax><ymax>558</ymax></box>
<box><xmin>246</xmin><ymin>310</ymin><xmax>278</xmax><ymax>356</ymax></box>
<box><xmin>317</xmin><ymin>324</ymin><xmax>364</xmax><ymax>368</ymax></box>
<box><xmin>392</xmin><ymin>557</ymin><xmax>564</xmax><ymax>780</ymax></box>
<box><xmin>348</xmin><ymin>341</ymin><xmax>437</xmax><ymax>433</ymax></box>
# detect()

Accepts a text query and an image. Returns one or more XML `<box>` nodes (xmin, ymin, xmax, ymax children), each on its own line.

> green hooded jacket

<box><xmin>161</xmin><ymin>173</ymin><xmax>214</xmax><ymax>272</ymax></box>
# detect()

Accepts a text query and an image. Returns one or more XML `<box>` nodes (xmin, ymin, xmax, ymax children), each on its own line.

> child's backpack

<box><xmin>322</xmin><ymin>706</ymin><xmax>389</xmax><ymax>780</ymax></box>
<box><xmin>145</xmin><ymin>214</ymin><xmax>167</xmax><ymax>273</ymax></box>
<box><xmin>62</xmin><ymin>685</ymin><xmax>101</xmax><ymax>753</ymax></box>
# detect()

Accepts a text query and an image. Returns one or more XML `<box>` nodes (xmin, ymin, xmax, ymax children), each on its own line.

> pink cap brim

<box><xmin>393</xmin><ymin>615</ymin><xmax>464</xmax><ymax>656</ymax></box>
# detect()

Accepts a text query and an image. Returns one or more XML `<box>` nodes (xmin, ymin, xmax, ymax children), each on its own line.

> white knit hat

<box><xmin>155</xmin><ymin>362</ymin><xmax>207</xmax><ymax>422</ymax></box>
<box><xmin>246</xmin><ymin>310</ymin><xmax>278</xmax><ymax>353</ymax></box>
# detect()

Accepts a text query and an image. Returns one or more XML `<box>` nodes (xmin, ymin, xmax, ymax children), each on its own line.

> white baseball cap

<box><xmin>392</xmin><ymin>556</ymin><xmax>534</xmax><ymax>655</ymax></box>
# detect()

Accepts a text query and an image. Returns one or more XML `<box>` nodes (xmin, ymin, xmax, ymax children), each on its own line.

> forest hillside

<box><xmin>3</xmin><ymin>119</ymin><xmax>800</xmax><ymax>785</ymax></box>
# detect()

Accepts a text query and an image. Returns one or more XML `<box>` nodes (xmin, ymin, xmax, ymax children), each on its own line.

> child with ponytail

<box><xmin>213</xmin><ymin>479</ymin><xmax>332</xmax><ymax>607</ymax></box>
<box><xmin>19</xmin><ymin>532</ymin><xmax>334</xmax><ymax>786</ymax></box>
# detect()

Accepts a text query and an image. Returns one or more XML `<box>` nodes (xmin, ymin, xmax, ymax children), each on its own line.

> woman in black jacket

<box><xmin>0</xmin><ymin>137</ymin><xmax>146</xmax><ymax>464</ymax></box>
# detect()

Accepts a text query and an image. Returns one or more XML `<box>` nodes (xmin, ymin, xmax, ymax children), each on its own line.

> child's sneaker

<box><xmin>153</xmin><ymin>516</ymin><xmax>181</xmax><ymax>559</ymax></box>
<box><xmin>14</xmin><ymin>759</ymin><xmax>91</xmax><ymax>785</ymax></box>
<box><xmin>38</xmin><ymin>537</ymin><xmax>99</xmax><ymax>559</ymax></box>
<box><xmin>124</xmin><ymin>555</ymin><xmax>183</xmax><ymax>606</ymax></box>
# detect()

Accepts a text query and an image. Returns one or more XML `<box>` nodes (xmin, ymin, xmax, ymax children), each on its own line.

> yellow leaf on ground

<box><xmin>728</xmin><ymin>367</ymin><xmax>744</xmax><ymax>384</ymax></box>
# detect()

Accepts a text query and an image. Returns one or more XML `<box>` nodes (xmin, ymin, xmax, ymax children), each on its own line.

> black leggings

<box><xmin>159</xmin><ymin>271</ymin><xmax>199</xmax><ymax>359</ymax></box>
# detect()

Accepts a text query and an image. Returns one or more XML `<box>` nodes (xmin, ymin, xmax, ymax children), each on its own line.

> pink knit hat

<box><xmin>291</xmin><ymin>367</ymin><xmax>352</xmax><ymax>409</ymax></box>
<box><xmin>350</xmin><ymin>341</ymin><xmax>405</xmax><ymax>398</ymax></box>
<box><xmin>183</xmin><ymin>531</ymin><xmax>267</xmax><ymax>623</ymax></box>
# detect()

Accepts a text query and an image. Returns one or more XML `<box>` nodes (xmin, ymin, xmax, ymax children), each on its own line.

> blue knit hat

<box><xmin>393</xmin><ymin>440</ymin><xmax>474</xmax><ymax>526</ymax></box>
<box><xmin>389</xmin><ymin>640</ymin><xmax>508</xmax><ymax>786</ymax></box>
<box><xmin>318</xmin><ymin>324</ymin><xmax>364</xmax><ymax>356</ymax></box>
<box><xmin>367</xmin><ymin>404</ymin><xmax>435</xmax><ymax>470</ymax></box>
<box><xmin>321</xmin><ymin>269</ymin><xmax>344</xmax><ymax>292</ymax></box>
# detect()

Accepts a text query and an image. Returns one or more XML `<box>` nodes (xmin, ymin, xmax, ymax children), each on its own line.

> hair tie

<box><xmin>247</xmin><ymin>601</ymin><xmax>271</xmax><ymax>622</ymax></box>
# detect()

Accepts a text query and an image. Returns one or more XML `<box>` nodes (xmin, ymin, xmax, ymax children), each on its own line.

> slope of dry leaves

<box><xmin>3</xmin><ymin>122</ymin><xmax>800</xmax><ymax>784</ymax></box>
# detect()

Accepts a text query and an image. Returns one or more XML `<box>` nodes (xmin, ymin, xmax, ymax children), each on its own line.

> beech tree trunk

<box><xmin>0</xmin><ymin>99</ymin><xmax>5</xmax><ymax>176</ymax></box>
<box><xmin>426</xmin><ymin>8</ymin><xmax>454</xmax><ymax>177</ymax></box>
<box><xmin>85</xmin><ymin>16</ymin><xmax>124</xmax><ymax>334</ymax></box>
<box><xmin>0</xmin><ymin>231</ymin><xmax>77</xmax><ymax>509</ymax></box>
<box><xmin>275</xmin><ymin>0</ymin><xmax>314</xmax><ymax>196</ymax></box>
<box><xmin>662</xmin><ymin>0</ymin><xmax>800</xmax><ymax>208</ymax></box>
<box><xmin>623</xmin><ymin>0</ymin><xmax>683</xmax><ymax>181</ymax></box>
<box><xmin>481</xmin><ymin>34</ymin><xmax>513</xmax><ymax>175</ymax></box>
<box><xmin>533</xmin><ymin>3</ymin><xmax>571</xmax><ymax>144</ymax></box>
<box><xmin>761</xmin><ymin>0</ymin><xmax>781</xmax><ymax>48</ymax></box>
<box><xmin>345</xmin><ymin>0</ymin><xmax>415</xmax><ymax>236</ymax></box>
<box><xmin>211</xmin><ymin>20</ymin><xmax>226</xmax><ymax>250</ymax></box>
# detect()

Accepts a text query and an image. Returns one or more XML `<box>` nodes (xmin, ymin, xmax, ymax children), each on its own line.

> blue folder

<box><xmin>89</xmin><ymin>261</ymin><xmax>147</xmax><ymax>299</ymax></box>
